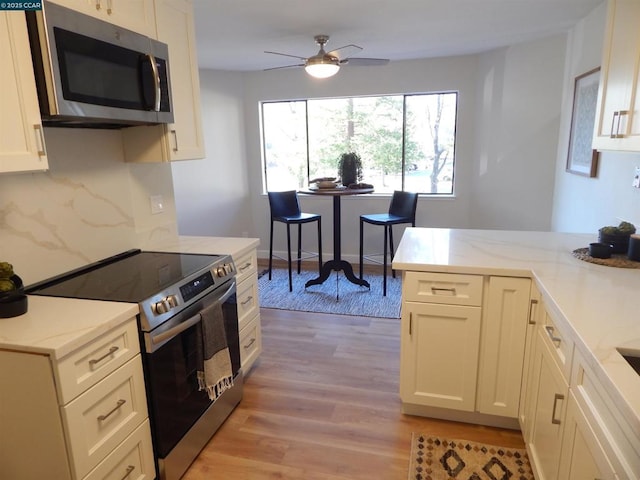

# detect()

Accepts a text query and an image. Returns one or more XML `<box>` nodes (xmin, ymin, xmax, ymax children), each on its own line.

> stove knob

<box><xmin>216</xmin><ymin>266</ymin><xmax>226</xmax><ymax>278</ymax></box>
<box><xmin>154</xmin><ymin>300</ymin><xmax>169</xmax><ymax>314</ymax></box>
<box><xmin>165</xmin><ymin>295</ymin><xmax>178</xmax><ymax>308</ymax></box>
<box><xmin>225</xmin><ymin>263</ymin><xmax>234</xmax><ymax>274</ymax></box>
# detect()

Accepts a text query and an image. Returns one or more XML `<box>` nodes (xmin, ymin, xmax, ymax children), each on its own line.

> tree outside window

<box><xmin>261</xmin><ymin>92</ymin><xmax>457</xmax><ymax>194</ymax></box>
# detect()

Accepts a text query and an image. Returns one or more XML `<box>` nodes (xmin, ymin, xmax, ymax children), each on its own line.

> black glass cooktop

<box><xmin>27</xmin><ymin>250</ymin><xmax>221</xmax><ymax>303</ymax></box>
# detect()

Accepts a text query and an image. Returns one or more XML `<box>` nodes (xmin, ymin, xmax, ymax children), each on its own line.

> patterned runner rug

<box><xmin>408</xmin><ymin>434</ymin><xmax>534</xmax><ymax>480</ymax></box>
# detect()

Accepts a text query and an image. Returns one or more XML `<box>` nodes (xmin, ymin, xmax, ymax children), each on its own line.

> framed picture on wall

<box><xmin>566</xmin><ymin>67</ymin><xmax>600</xmax><ymax>177</ymax></box>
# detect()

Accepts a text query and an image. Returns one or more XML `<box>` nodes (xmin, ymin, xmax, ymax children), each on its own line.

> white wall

<box><xmin>552</xmin><ymin>2</ymin><xmax>640</xmax><ymax>233</ymax></box>
<box><xmin>471</xmin><ymin>35</ymin><xmax>566</xmax><ymax>230</ymax></box>
<box><xmin>171</xmin><ymin>70</ymin><xmax>255</xmax><ymax>237</ymax></box>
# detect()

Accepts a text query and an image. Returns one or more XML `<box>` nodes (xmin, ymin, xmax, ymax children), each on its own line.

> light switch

<box><xmin>150</xmin><ymin>195</ymin><xmax>164</xmax><ymax>214</ymax></box>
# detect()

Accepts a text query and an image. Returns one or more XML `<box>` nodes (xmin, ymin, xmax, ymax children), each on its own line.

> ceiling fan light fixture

<box><xmin>304</xmin><ymin>55</ymin><xmax>340</xmax><ymax>78</ymax></box>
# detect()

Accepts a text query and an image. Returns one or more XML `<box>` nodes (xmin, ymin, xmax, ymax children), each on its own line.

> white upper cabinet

<box><xmin>122</xmin><ymin>0</ymin><xmax>205</xmax><ymax>163</ymax></box>
<box><xmin>0</xmin><ymin>12</ymin><xmax>48</xmax><ymax>174</ymax></box>
<box><xmin>593</xmin><ymin>0</ymin><xmax>640</xmax><ymax>151</ymax></box>
<box><xmin>47</xmin><ymin>0</ymin><xmax>157</xmax><ymax>37</ymax></box>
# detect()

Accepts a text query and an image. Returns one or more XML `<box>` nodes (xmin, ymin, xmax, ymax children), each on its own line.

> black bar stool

<box><xmin>268</xmin><ymin>190</ymin><xmax>322</xmax><ymax>292</ymax></box>
<box><xmin>359</xmin><ymin>191</ymin><xmax>418</xmax><ymax>296</ymax></box>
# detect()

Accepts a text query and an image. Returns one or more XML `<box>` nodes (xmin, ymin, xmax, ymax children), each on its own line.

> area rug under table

<box><xmin>408</xmin><ymin>434</ymin><xmax>534</xmax><ymax>480</ymax></box>
<box><xmin>258</xmin><ymin>267</ymin><xmax>401</xmax><ymax>318</ymax></box>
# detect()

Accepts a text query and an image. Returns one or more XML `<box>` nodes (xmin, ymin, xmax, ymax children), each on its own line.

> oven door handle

<box><xmin>150</xmin><ymin>281</ymin><xmax>236</xmax><ymax>347</ymax></box>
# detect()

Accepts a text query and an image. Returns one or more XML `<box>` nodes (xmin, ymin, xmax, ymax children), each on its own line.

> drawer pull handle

<box><xmin>34</xmin><ymin>124</ymin><xmax>46</xmax><ymax>156</ymax></box>
<box><xmin>551</xmin><ymin>393</ymin><xmax>564</xmax><ymax>425</ymax></box>
<box><xmin>171</xmin><ymin>129</ymin><xmax>179</xmax><ymax>152</ymax></box>
<box><xmin>98</xmin><ymin>399</ymin><xmax>126</xmax><ymax>421</ymax></box>
<box><xmin>89</xmin><ymin>346</ymin><xmax>119</xmax><ymax>366</ymax></box>
<box><xmin>528</xmin><ymin>299</ymin><xmax>538</xmax><ymax>325</ymax></box>
<box><xmin>544</xmin><ymin>326</ymin><xmax>562</xmax><ymax>347</ymax></box>
<box><xmin>120</xmin><ymin>465</ymin><xmax>135</xmax><ymax>479</ymax></box>
<box><xmin>244</xmin><ymin>338</ymin><xmax>256</xmax><ymax>349</ymax></box>
<box><xmin>409</xmin><ymin>312</ymin><xmax>413</xmax><ymax>336</ymax></box>
<box><xmin>610</xmin><ymin>111</ymin><xmax>619</xmax><ymax>138</ymax></box>
<box><xmin>431</xmin><ymin>287</ymin><xmax>456</xmax><ymax>295</ymax></box>
<box><xmin>239</xmin><ymin>262</ymin><xmax>252</xmax><ymax>272</ymax></box>
<box><xmin>241</xmin><ymin>296</ymin><xmax>253</xmax><ymax>306</ymax></box>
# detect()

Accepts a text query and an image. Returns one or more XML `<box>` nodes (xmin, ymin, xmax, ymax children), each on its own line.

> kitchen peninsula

<box><xmin>393</xmin><ymin>228</ymin><xmax>640</xmax><ymax>479</ymax></box>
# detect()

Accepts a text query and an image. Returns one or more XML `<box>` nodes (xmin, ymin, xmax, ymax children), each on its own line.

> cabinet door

<box><xmin>122</xmin><ymin>0</ymin><xmax>205</xmax><ymax>162</ymax></box>
<box><xmin>0</xmin><ymin>13</ymin><xmax>48</xmax><ymax>174</ymax></box>
<box><xmin>558</xmin><ymin>392</ymin><xmax>618</xmax><ymax>480</ymax></box>
<box><xmin>156</xmin><ymin>0</ymin><xmax>204</xmax><ymax>160</ymax></box>
<box><xmin>477</xmin><ymin>276</ymin><xmax>531</xmax><ymax>418</ymax></box>
<box><xmin>400</xmin><ymin>302</ymin><xmax>481</xmax><ymax>411</ymax></box>
<box><xmin>47</xmin><ymin>0</ymin><xmax>157</xmax><ymax>37</ymax></box>
<box><xmin>593</xmin><ymin>0</ymin><xmax>640</xmax><ymax>151</ymax></box>
<box><xmin>527</xmin><ymin>329</ymin><xmax>569</xmax><ymax>480</ymax></box>
<box><xmin>519</xmin><ymin>283</ymin><xmax>541</xmax><ymax>440</ymax></box>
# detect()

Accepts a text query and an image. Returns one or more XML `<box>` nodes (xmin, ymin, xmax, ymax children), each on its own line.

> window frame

<box><xmin>260</xmin><ymin>91</ymin><xmax>458</xmax><ymax>196</ymax></box>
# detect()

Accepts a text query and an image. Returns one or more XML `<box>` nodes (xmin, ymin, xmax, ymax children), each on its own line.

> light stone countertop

<box><xmin>147</xmin><ymin>235</ymin><xmax>260</xmax><ymax>259</ymax></box>
<box><xmin>393</xmin><ymin>227</ymin><xmax>640</xmax><ymax>434</ymax></box>
<box><xmin>0</xmin><ymin>236</ymin><xmax>259</xmax><ymax>360</ymax></box>
<box><xmin>0</xmin><ymin>296</ymin><xmax>138</xmax><ymax>359</ymax></box>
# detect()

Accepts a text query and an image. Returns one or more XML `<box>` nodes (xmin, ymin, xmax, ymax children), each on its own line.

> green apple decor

<box><xmin>0</xmin><ymin>261</ymin><xmax>28</xmax><ymax>318</ymax></box>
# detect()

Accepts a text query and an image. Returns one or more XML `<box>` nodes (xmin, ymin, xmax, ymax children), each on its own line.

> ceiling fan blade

<box><xmin>264</xmin><ymin>50</ymin><xmax>308</xmax><ymax>61</ymax></box>
<box><xmin>342</xmin><ymin>57</ymin><xmax>390</xmax><ymax>66</ymax></box>
<box><xmin>263</xmin><ymin>63</ymin><xmax>305</xmax><ymax>72</ymax></box>
<box><xmin>327</xmin><ymin>44</ymin><xmax>362</xmax><ymax>60</ymax></box>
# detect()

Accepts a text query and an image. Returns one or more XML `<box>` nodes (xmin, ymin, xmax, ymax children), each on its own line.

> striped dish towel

<box><xmin>196</xmin><ymin>303</ymin><xmax>234</xmax><ymax>401</ymax></box>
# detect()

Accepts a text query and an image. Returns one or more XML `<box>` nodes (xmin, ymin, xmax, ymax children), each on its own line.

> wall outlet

<box><xmin>150</xmin><ymin>195</ymin><xmax>164</xmax><ymax>214</ymax></box>
<box><xmin>633</xmin><ymin>167</ymin><xmax>640</xmax><ymax>188</ymax></box>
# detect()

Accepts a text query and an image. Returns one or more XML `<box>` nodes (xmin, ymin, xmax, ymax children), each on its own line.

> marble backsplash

<box><xmin>0</xmin><ymin>128</ymin><xmax>178</xmax><ymax>285</ymax></box>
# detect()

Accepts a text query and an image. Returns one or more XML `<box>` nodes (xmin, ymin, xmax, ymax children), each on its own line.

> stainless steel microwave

<box><xmin>25</xmin><ymin>3</ymin><xmax>173</xmax><ymax>128</ymax></box>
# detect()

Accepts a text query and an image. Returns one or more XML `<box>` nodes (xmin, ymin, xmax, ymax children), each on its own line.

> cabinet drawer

<box><xmin>540</xmin><ymin>308</ymin><xmax>574</xmax><ymax>381</ymax></box>
<box><xmin>55</xmin><ymin>319</ymin><xmax>140</xmax><ymax>404</ymax></box>
<box><xmin>237</xmin><ymin>275</ymin><xmax>259</xmax><ymax>332</ymax></box>
<box><xmin>403</xmin><ymin>271</ymin><xmax>483</xmax><ymax>306</ymax></box>
<box><xmin>62</xmin><ymin>356</ymin><xmax>148</xmax><ymax>479</ymax></box>
<box><xmin>84</xmin><ymin>420</ymin><xmax>155</xmax><ymax>480</ymax></box>
<box><xmin>239</xmin><ymin>314</ymin><xmax>261</xmax><ymax>372</ymax></box>
<box><xmin>234</xmin><ymin>249</ymin><xmax>257</xmax><ymax>285</ymax></box>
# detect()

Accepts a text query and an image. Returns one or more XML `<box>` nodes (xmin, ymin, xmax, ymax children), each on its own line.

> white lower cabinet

<box><xmin>0</xmin><ymin>318</ymin><xmax>155</xmax><ymax>480</ymax></box>
<box><xmin>527</xmin><ymin>327</ymin><xmax>569</xmax><ymax>480</ymax></box>
<box><xmin>399</xmin><ymin>271</ymin><xmax>531</xmax><ymax>425</ymax></box>
<box><xmin>233</xmin><ymin>246</ymin><xmax>262</xmax><ymax>373</ymax></box>
<box><xmin>401</xmin><ymin>301</ymin><xmax>482</xmax><ymax>411</ymax></box>
<box><xmin>558</xmin><ymin>392</ymin><xmax>618</xmax><ymax>480</ymax></box>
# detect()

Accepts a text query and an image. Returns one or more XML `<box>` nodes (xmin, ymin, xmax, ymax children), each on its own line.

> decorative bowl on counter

<box><xmin>0</xmin><ymin>274</ymin><xmax>28</xmax><ymax>318</ymax></box>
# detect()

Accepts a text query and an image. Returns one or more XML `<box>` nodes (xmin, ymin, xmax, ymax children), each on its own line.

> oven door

<box><xmin>142</xmin><ymin>279</ymin><xmax>240</xmax><ymax>459</ymax></box>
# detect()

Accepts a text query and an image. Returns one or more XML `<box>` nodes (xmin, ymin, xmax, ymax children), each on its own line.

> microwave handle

<box><xmin>143</xmin><ymin>54</ymin><xmax>161</xmax><ymax>112</ymax></box>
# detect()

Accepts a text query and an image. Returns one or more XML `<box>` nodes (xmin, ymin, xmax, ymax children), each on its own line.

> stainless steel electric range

<box><xmin>27</xmin><ymin>249</ymin><xmax>243</xmax><ymax>480</ymax></box>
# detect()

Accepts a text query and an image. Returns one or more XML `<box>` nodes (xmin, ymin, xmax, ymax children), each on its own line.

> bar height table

<box><xmin>299</xmin><ymin>186</ymin><xmax>374</xmax><ymax>293</ymax></box>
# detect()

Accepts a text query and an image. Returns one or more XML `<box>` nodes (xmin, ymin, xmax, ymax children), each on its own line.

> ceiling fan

<box><xmin>264</xmin><ymin>35</ymin><xmax>390</xmax><ymax>78</ymax></box>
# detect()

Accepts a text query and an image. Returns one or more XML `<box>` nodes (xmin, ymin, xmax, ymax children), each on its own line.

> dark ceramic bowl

<box><xmin>598</xmin><ymin>232</ymin><xmax>630</xmax><ymax>254</ymax></box>
<box><xmin>589</xmin><ymin>242</ymin><xmax>613</xmax><ymax>259</ymax></box>
<box><xmin>0</xmin><ymin>275</ymin><xmax>28</xmax><ymax>318</ymax></box>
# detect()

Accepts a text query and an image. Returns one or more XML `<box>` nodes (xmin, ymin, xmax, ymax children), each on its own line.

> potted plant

<box><xmin>0</xmin><ymin>261</ymin><xmax>27</xmax><ymax>318</ymax></box>
<box><xmin>598</xmin><ymin>221</ymin><xmax>636</xmax><ymax>253</ymax></box>
<box><xmin>338</xmin><ymin>152</ymin><xmax>363</xmax><ymax>187</ymax></box>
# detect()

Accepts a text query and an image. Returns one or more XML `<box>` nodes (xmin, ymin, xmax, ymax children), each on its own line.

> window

<box><xmin>261</xmin><ymin>92</ymin><xmax>457</xmax><ymax>194</ymax></box>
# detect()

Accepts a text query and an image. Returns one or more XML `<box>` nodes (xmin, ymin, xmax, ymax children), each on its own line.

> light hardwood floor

<box><xmin>182</xmin><ymin>307</ymin><xmax>525</xmax><ymax>479</ymax></box>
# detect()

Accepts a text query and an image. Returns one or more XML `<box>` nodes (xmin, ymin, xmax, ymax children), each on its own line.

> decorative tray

<box><xmin>572</xmin><ymin>247</ymin><xmax>640</xmax><ymax>269</ymax></box>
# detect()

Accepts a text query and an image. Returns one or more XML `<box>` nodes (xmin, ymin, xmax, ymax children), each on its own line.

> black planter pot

<box><xmin>598</xmin><ymin>232</ymin><xmax>631</xmax><ymax>254</ymax></box>
<box><xmin>0</xmin><ymin>275</ymin><xmax>28</xmax><ymax>318</ymax></box>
